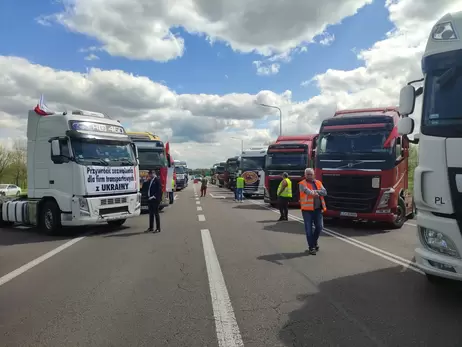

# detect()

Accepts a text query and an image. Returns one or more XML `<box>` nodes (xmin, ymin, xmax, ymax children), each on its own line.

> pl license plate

<box><xmin>340</xmin><ymin>212</ymin><xmax>357</xmax><ymax>217</ymax></box>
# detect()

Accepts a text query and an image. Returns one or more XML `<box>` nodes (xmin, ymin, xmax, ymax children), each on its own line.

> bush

<box><xmin>408</xmin><ymin>144</ymin><xmax>419</xmax><ymax>193</ymax></box>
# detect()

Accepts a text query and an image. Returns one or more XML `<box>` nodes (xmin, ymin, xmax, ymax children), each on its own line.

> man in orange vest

<box><xmin>299</xmin><ymin>168</ymin><xmax>327</xmax><ymax>255</ymax></box>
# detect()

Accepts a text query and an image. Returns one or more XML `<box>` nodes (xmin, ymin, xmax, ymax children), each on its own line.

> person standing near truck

<box><xmin>299</xmin><ymin>168</ymin><xmax>327</xmax><ymax>254</ymax></box>
<box><xmin>235</xmin><ymin>173</ymin><xmax>244</xmax><ymax>202</ymax></box>
<box><xmin>277</xmin><ymin>172</ymin><xmax>292</xmax><ymax>221</ymax></box>
<box><xmin>170</xmin><ymin>178</ymin><xmax>175</xmax><ymax>204</ymax></box>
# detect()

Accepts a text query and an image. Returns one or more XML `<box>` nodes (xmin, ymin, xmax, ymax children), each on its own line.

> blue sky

<box><xmin>0</xmin><ymin>0</ymin><xmax>393</xmax><ymax>102</ymax></box>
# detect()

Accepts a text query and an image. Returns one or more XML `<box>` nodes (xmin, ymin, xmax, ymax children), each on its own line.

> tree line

<box><xmin>0</xmin><ymin>141</ymin><xmax>27</xmax><ymax>189</ymax></box>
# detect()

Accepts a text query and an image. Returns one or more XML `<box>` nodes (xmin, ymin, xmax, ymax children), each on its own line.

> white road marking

<box><xmin>196</xmin><ymin>197</ymin><xmax>199</xmax><ymax>200</ymax></box>
<box><xmin>198</xmin><ymin>214</ymin><xmax>206</xmax><ymax>221</ymax></box>
<box><xmin>196</xmin><ymin>201</ymin><xmax>200</xmax><ymax>205</ymax></box>
<box><xmin>16</xmin><ymin>225</ymin><xmax>32</xmax><ymax>230</ymax></box>
<box><xmin>0</xmin><ymin>237</ymin><xmax>86</xmax><ymax>287</ymax></box>
<box><xmin>248</xmin><ymin>200</ymin><xmax>423</xmax><ymax>275</ymax></box>
<box><xmin>174</xmin><ymin>195</ymin><xmax>179</xmax><ymax>200</ymax></box>
<box><xmin>201</xmin><ymin>229</ymin><xmax>244</xmax><ymax>347</ymax></box>
<box><xmin>405</xmin><ymin>221</ymin><xmax>417</xmax><ymax>227</ymax></box>
<box><xmin>210</xmin><ymin>193</ymin><xmax>226</xmax><ymax>199</ymax></box>
<box><xmin>197</xmin><ymin>206</ymin><xmax>203</xmax><ymax>211</ymax></box>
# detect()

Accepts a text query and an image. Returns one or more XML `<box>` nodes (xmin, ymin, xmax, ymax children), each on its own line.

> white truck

<box><xmin>239</xmin><ymin>147</ymin><xmax>267</xmax><ymax>198</ymax></box>
<box><xmin>0</xmin><ymin>105</ymin><xmax>141</xmax><ymax>234</ymax></box>
<box><xmin>398</xmin><ymin>11</ymin><xmax>462</xmax><ymax>282</ymax></box>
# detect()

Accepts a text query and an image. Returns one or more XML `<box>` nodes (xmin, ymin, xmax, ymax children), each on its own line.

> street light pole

<box><xmin>256</xmin><ymin>103</ymin><xmax>282</xmax><ymax>136</ymax></box>
<box><xmin>231</xmin><ymin>137</ymin><xmax>244</xmax><ymax>153</ymax></box>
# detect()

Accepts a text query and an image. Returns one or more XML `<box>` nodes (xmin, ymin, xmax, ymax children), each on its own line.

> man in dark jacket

<box><xmin>144</xmin><ymin>170</ymin><xmax>162</xmax><ymax>233</ymax></box>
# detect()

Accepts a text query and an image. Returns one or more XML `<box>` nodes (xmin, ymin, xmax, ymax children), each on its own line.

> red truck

<box><xmin>264</xmin><ymin>135</ymin><xmax>318</xmax><ymax>207</ymax></box>
<box><xmin>315</xmin><ymin>107</ymin><xmax>414</xmax><ymax>228</ymax></box>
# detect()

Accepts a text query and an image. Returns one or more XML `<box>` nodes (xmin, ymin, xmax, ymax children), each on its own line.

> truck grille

<box><xmin>100</xmin><ymin>206</ymin><xmax>129</xmax><ymax>216</ymax></box>
<box><xmin>269</xmin><ymin>178</ymin><xmax>302</xmax><ymax>202</ymax></box>
<box><xmin>322</xmin><ymin>174</ymin><xmax>379</xmax><ymax>213</ymax></box>
<box><xmin>100</xmin><ymin>197</ymin><xmax>128</xmax><ymax>206</ymax></box>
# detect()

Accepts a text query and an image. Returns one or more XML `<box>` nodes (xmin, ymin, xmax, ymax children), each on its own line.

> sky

<box><xmin>0</xmin><ymin>0</ymin><xmax>460</xmax><ymax>168</ymax></box>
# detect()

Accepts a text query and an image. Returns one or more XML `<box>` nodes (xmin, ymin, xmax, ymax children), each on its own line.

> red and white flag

<box><xmin>34</xmin><ymin>94</ymin><xmax>54</xmax><ymax>116</ymax></box>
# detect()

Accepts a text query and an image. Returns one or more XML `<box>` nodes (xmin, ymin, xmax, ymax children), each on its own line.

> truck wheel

<box><xmin>389</xmin><ymin>197</ymin><xmax>406</xmax><ymax>229</ymax></box>
<box><xmin>107</xmin><ymin>219</ymin><xmax>126</xmax><ymax>227</ymax></box>
<box><xmin>40</xmin><ymin>200</ymin><xmax>62</xmax><ymax>235</ymax></box>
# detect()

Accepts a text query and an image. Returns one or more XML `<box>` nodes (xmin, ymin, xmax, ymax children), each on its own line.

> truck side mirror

<box><xmin>397</xmin><ymin>117</ymin><xmax>414</xmax><ymax>135</ymax></box>
<box><xmin>398</xmin><ymin>85</ymin><xmax>416</xmax><ymax>115</ymax></box>
<box><xmin>51</xmin><ymin>139</ymin><xmax>61</xmax><ymax>156</ymax></box>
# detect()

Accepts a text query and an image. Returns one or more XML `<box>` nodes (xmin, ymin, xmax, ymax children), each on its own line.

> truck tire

<box><xmin>40</xmin><ymin>200</ymin><xmax>62</xmax><ymax>235</ymax></box>
<box><xmin>107</xmin><ymin>219</ymin><xmax>126</xmax><ymax>227</ymax></box>
<box><xmin>389</xmin><ymin>197</ymin><xmax>406</xmax><ymax>229</ymax></box>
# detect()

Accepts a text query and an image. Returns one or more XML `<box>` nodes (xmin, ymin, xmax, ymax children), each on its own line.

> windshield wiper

<box><xmin>112</xmin><ymin>157</ymin><xmax>134</xmax><ymax>165</ymax></box>
<box><xmin>80</xmin><ymin>157</ymin><xmax>109</xmax><ymax>166</ymax></box>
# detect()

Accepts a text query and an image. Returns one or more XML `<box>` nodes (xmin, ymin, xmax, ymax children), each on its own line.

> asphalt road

<box><xmin>1</xmin><ymin>184</ymin><xmax>462</xmax><ymax>346</ymax></box>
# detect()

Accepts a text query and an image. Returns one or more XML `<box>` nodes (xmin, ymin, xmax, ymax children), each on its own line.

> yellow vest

<box><xmin>278</xmin><ymin>178</ymin><xmax>292</xmax><ymax>198</ymax></box>
<box><xmin>172</xmin><ymin>179</ymin><xmax>175</xmax><ymax>189</ymax></box>
<box><xmin>236</xmin><ymin>177</ymin><xmax>244</xmax><ymax>188</ymax></box>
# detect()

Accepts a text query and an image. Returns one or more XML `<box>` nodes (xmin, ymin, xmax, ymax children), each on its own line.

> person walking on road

<box><xmin>200</xmin><ymin>175</ymin><xmax>208</xmax><ymax>197</ymax></box>
<box><xmin>277</xmin><ymin>172</ymin><xmax>292</xmax><ymax>221</ymax></box>
<box><xmin>145</xmin><ymin>170</ymin><xmax>162</xmax><ymax>233</ymax></box>
<box><xmin>299</xmin><ymin>168</ymin><xmax>327</xmax><ymax>254</ymax></box>
<box><xmin>235</xmin><ymin>173</ymin><xmax>245</xmax><ymax>202</ymax></box>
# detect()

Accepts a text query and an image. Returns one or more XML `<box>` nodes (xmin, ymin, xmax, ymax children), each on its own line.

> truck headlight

<box><xmin>420</xmin><ymin>227</ymin><xmax>460</xmax><ymax>258</ymax></box>
<box><xmin>79</xmin><ymin>197</ymin><xmax>90</xmax><ymax>215</ymax></box>
<box><xmin>377</xmin><ymin>188</ymin><xmax>394</xmax><ymax>208</ymax></box>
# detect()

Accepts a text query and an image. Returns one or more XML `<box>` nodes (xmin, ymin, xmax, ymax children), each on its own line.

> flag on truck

<box><xmin>34</xmin><ymin>94</ymin><xmax>54</xmax><ymax>116</ymax></box>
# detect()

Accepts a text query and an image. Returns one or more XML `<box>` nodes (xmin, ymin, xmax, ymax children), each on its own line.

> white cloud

<box><xmin>318</xmin><ymin>32</ymin><xmax>335</xmax><ymax>46</ymax></box>
<box><xmin>253</xmin><ymin>61</ymin><xmax>280</xmax><ymax>76</ymax></box>
<box><xmin>84</xmin><ymin>54</ymin><xmax>100</xmax><ymax>61</ymax></box>
<box><xmin>4</xmin><ymin>0</ymin><xmax>462</xmax><ymax>168</ymax></box>
<box><xmin>40</xmin><ymin>0</ymin><xmax>372</xmax><ymax>61</ymax></box>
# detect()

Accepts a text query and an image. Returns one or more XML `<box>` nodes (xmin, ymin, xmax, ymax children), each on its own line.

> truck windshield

<box><xmin>317</xmin><ymin>130</ymin><xmax>392</xmax><ymax>154</ymax></box>
<box><xmin>71</xmin><ymin>139</ymin><xmax>135</xmax><ymax>166</ymax></box>
<box><xmin>423</xmin><ymin>67</ymin><xmax>462</xmax><ymax>128</ymax></box>
<box><xmin>175</xmin><ymin>166</ymin><xmax>185</xmax><ymax>174</ymax></box>
<box><xmin>227</xmin><ymin>163</ymin><xmax>238</xmax><ymax>172</ymax></box>
<box><xmin>265</xmin><ymin>152</ymin><xmax>307</xmax><ymax>170</ymax></box>
<box><xmin>241</xmin><ymin>156</ymin><xmax>265</xmax><ymax>170</ymax></box>
<box><xmin>138</xmin><ymin>149</ymin><xmax>167</xmax><ymax>169</ymax></box>
<box><xmin>216</xmin><ymin>166</ymin><xmax>225</xmax><ymax>173</ymax></box>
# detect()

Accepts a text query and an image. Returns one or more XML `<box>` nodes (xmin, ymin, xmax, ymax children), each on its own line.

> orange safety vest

<box><xmin>299</xmin><ymin>179</ymin><xmax>327</xmax><ymax>212</ymax></box>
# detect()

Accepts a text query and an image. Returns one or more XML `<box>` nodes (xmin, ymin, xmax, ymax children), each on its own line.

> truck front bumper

<box><xmin>323</xmin><ymin>210</ymin><xmax>396</xmax><ymax>222</ymax></box>
<box><xmin>414</xmin><ymin>212</ymin><xmax>462</xmax><ymax>281</ymax></box>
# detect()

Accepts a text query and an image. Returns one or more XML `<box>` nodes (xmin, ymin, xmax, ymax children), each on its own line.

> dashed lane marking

<box><xmin>201</xmin><ymin>229</ymin><xmax>244</xmax><ymax>347</ymax></box>
<box><xmin>197</xmin><ymin>206</ymin><xmax>203</xmax><ymax>211</ymax></box>
<box><xmin>198</xmin><ymin>214</ymin><xmax>206</xmax><ymax>221</ymax></box>
<box><xmin>196</xmin><ymin>201</ymin><xmax>201</xmax><ymax>205</ymax></box>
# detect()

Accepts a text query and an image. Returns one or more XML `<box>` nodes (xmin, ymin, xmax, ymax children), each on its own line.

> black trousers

<box><xmin>148</xmin><ymin>200</ymin><xmax>160</xmax><ymax>230</ymax></box>
<box><xmin>278</xmin><ymin>196</ymin><xmax>290</xmax><ymax>219</ymax></box>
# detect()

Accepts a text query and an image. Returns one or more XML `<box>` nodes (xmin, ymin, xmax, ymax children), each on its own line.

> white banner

<box><xmin>85</xmin><ymin>166</ymin><xmax>136</xmax><ymax>194</ymax></box>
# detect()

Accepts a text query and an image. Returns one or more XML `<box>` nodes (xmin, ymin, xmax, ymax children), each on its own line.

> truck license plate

<box><xmin>340</xmin><ymin>212</ymin><xmax>357</xmax><ymax>217</ymax></box>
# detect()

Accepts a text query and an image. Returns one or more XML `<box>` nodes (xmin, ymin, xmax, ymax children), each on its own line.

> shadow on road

<box><xmin>233</xmin><ymin>204</ymin><xmax>268</xmax><ymax>210</ymax></box>
<box><xmin>103</xmin><ymin>230</ymin><xmax>148</xmax><ymax>238</ymax></box>
<box><xmin>323</xmin><ymin>219</ymin><xmax>407</xmax><ymax>236</ymax></box>
<box><xmin>262</xmin><ymin>221</ymin><xmax>305</xmax><ymax>235</ymax></box>
<box><xmin>257</xmin><ymin>251</ymin><xmax>308</xmax><ymax>265</ymax></box>
<box><xmin>277</xmin><ymin>266</ymin><xmax>462</xmax><ymax>346</ymax></box>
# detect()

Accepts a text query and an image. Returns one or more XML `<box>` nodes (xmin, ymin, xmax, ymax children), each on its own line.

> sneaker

<box><xmin>309</xmin><ymin>248</ymin><xmax>317</xmax><ymax>255</ymax></box>
<box><xmin>315</xmin><ymin>245</ymin><xmax>319</xmax><ymax>251</ymax></box>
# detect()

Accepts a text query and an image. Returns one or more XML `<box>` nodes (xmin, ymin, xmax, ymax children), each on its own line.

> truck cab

<box><xmin>397</xmin><ymin>11</ymin><xmax>462</xmax><ymax>282</ymax></box>
<box><xmin>264</xmin><ymin>135</ymin><xmax>317</xmax><ymax>206</ymax></box>
<box><xmin>224</xmin><ymin>156</ymin><xmax>240</xmax><ymax>190</ymax></box>
<box><xmin>0</xmin><ymin>107</ymin><xmax>141</xmax><ymax>234</ymax></box>
<box><xmin>216</xmin><ymin>162</ymin><xmax>226</xmax><ymax>187</ymax></box>
<box><xmin>316</xmin><ymin>108</ymin><xmax>413</xmax><ymax>228</ymax></box>
<box><xmin>240</xmin><ymin>147</ymin><xmax>267</xmax><ymax>198</ymax></box>
<box><xmin>126</xmin><ymin>132</ymin><xmax>172</xmax><ymax>211</ymax></box>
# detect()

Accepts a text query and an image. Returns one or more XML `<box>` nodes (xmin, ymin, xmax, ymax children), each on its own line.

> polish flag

<box><xmin>34</xmin><ymin>95</ymin><xmax>54</xmax><ymax>116</ymax></box>
<box><xmin>165</xmin><ymin>141</ymin><xmax>170</xmax><ymax>155</ymax></box>
<box><xmin>383</xmin><ymin>126</ymin><xmax>399</xmax><ymax>148</ymax></box>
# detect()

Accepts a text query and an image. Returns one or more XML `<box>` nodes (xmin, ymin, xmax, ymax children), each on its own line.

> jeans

<box><xmin>236</xmin><ymin>188</ymin><xmax>243</xmax><ymax>201</ymax></box>
<box><xmin>301</xmin><ymin>209</ymin><xmax>323</xmax><ymax>249</ymax></box>
<box><xmin>169</xmin><ymin>191</ymin><xmax>174</xmax><ymax>204</ymax></box>
<box><xmin>201</xmin><ymin>186</ymin><xmax>207</xmax><ymax>197</ymax></box>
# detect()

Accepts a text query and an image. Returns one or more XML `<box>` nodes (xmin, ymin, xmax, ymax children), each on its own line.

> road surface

<box><xmin>1</xmin><ymin>184</ymin><xmax>462</xmax><ymax>346</ymax></box>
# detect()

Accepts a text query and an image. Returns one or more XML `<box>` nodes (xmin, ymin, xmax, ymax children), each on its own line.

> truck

<box><xmin>210</xmin><ymin>163</ymin><xmax>219</xmax><ymax>185</ymax></box>
<box><xmin>316</xmin><ymin>107</ymin><xmax>414</xmax><ymax>228</ymax></box>
<box><xmin>0</xmin><ymin>104</ymin><xmax>141</xmax><ymax>234</ymax></box>
<box><xmin>224</xmin><ymin>156</ymin><xmax>240</xmax><ymax>190</ymax></box>
<box><xmin>126</xmin><ymin>132</ymin><xmax>174</xmax><ymax>211</ymax></box>
<box><xmin>397</xmin><ymin>11</ymin><xmax>462</xmax><ymax>282</ymax></box>
<box><xmin>216</xmin><ymin>162</ymin><xmax>226</xmax><ymax>187</ymax></box>
<box><xmin>264</xmin><ymin>135</ymin><xmax>317</xmax><ymax>206</ymax></box>
<box><xmin>174</xmin><ymin>160</ymin><xmax>188</xmax><ymax>190</ymax></box>
<box><xmin>240</xmin><ymin>147</ymin><xmax>267</xmax><ymax>198</ymax></box>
